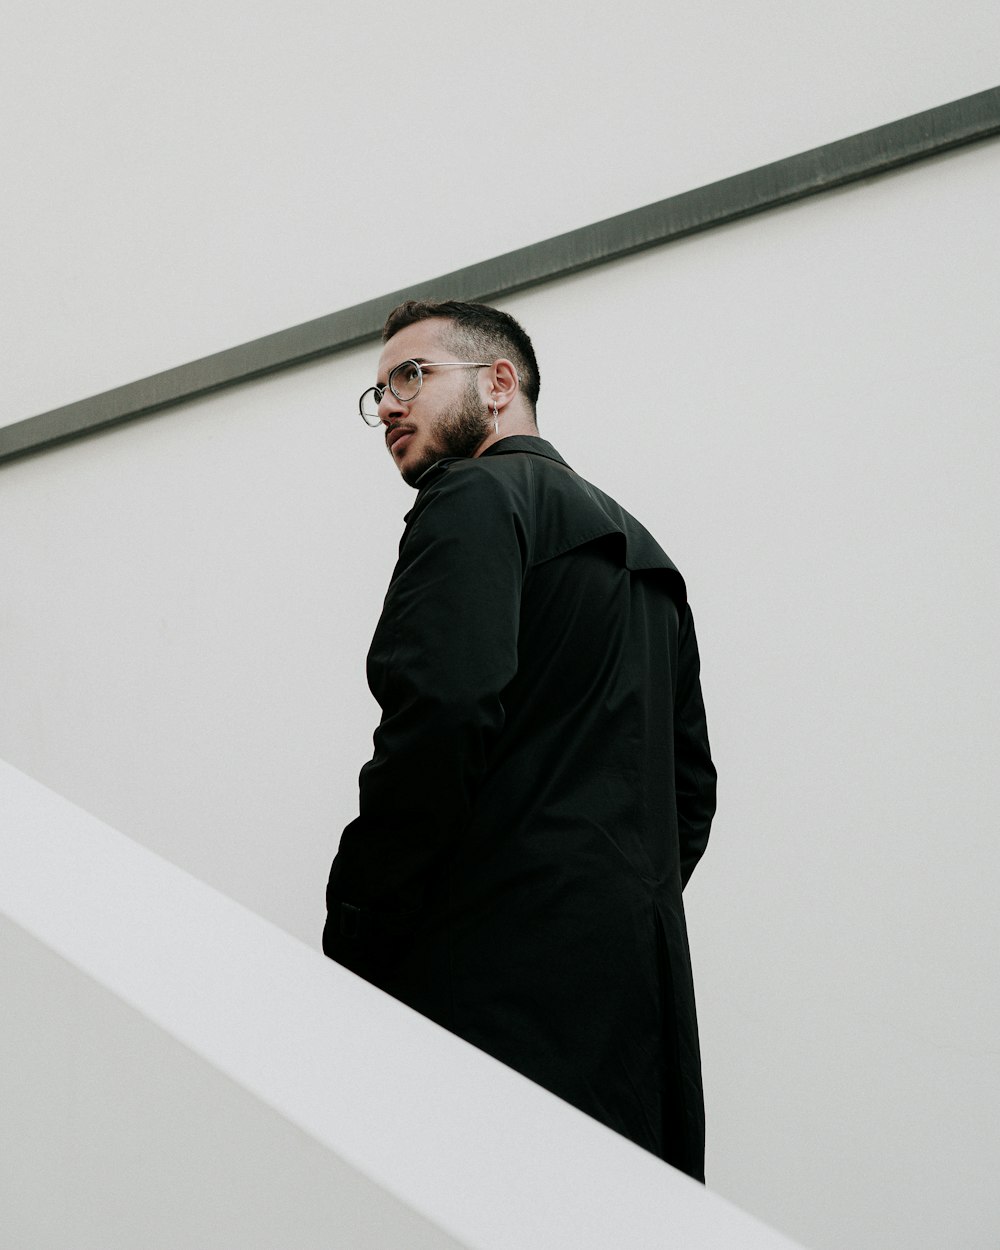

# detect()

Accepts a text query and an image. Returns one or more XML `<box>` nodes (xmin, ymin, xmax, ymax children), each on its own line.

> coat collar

<box><xmin>412</xmin><ymin>436</ymin><xmax>570</xmax><ymax>493</ymax></box>
<box><xmin>479</xmin><ymin>435</ymin><xmax>570</xmax><ymax>469</ymax></box>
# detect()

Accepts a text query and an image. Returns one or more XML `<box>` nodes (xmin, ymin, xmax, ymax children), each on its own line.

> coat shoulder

<box><xmin>416</xmin><ymin>450</ymin><xmax>686</xmax><ymax>599</ymax></box>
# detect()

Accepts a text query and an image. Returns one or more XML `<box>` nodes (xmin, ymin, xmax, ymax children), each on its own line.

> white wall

<box><xmin>2</xmin><ymin>0</ymin><xmax>998</xmax><ymax>428</ymax></box>
<box><xmin>2</xmin><ymin>919</ymin><xmax>467</xmax><ymax>1250</ymax></box>
<box><xmin>2</xmin><ymin>136</ymin><xmax>998</xmax><ymax>1249</ymax></box>
<box><xmin>2</xmin><ymin>4</ymin><xmax>999</xmax><ymax>1247</ymax></box>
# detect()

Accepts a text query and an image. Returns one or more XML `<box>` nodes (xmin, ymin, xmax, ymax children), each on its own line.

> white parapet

<box><xmin>0</xmin><ymin>757</ymin><xmax>804</xmax><ymax>1250</ymax></box>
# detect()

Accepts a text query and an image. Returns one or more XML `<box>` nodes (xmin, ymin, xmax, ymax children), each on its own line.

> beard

<box><xmin>398</xmin><ymin>381</ymin><xmax>491</xmax><ymax>488</ymax></box>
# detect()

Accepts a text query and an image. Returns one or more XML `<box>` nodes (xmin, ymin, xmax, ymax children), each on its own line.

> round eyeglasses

<box><xmin>359</xmin><ymin>360</ymin><xmax>491</xmax><ymax>426</ymax></box>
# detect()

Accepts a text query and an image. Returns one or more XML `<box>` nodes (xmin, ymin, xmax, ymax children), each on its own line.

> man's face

<box><xmin>375</xmin><ymin>320</ymin><xmax>491</xmax><ymax>487</ymax></box>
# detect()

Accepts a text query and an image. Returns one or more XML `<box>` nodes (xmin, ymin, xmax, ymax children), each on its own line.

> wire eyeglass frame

<box><xmin>359</xmin><ymin>360</ymin><xmax>491</xmax><ymax>426</ymax></box>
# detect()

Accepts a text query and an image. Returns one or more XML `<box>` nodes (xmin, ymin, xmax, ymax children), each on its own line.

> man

<box><xmin>324</xmin><ymin>300</ymin><xmax>716</xmax><ymax>1180</ymax></box>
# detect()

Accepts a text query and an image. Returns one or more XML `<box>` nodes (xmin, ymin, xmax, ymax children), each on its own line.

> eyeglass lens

<box><xmin>388</xmin><ymin>361</ymin><xmax>422</xmax><ymax>402</ymax></box>
<box><xmin>360</xmin><ymin>360</ymin><xmax>423</xmax><ymax>422</ymax></box>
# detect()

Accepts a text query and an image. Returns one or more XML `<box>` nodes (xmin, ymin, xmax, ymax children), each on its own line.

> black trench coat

<box><xmin>325</xmin><ymin>436</ymin><xmax>716</xmax><ymax>1179</ymax></box>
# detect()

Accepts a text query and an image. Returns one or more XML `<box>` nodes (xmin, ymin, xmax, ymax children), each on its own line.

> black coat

<box><xmin>325</xmin><ymin>436</ymin><xmax>716</xmax><ymax>1179</ymax></box>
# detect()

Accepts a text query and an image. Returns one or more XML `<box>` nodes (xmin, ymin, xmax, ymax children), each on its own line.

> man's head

<box><xmin>370</xmin><ymin>300</ymin><xmax>540</xmax><ymax>487</ymax></box>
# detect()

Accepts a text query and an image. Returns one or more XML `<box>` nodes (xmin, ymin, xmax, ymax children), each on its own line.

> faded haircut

<box><xmin>382</xmin><ymin>299</ymin><xmax>540</xmax><ymax>415</ymax></box>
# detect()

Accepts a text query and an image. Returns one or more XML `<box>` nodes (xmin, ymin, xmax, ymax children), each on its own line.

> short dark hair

<box><xmin>382</xmin><ymin>299</ymin><xmax>540</xmax><ymax>412</ymax></box>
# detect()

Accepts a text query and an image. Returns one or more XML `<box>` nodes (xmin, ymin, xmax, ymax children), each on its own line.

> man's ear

<box><xmin>488</xmin><ymin>358</ymin><xmax>519</xmax><ymax>411</ymax></box>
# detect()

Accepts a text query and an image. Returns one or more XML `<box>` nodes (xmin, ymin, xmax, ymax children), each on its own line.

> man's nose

<box><xmin>379</xmin><ymin>389</ymin><xmax>408</xmax><ymax>424</ymax></box>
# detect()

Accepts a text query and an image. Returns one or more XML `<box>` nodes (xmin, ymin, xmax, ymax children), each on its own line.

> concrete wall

<box><xmin>2</xmin><ymin>4</ymin><xmax>999</xmax><ymax>1247</ymax></box>
<box><xmin>3</xmin><ymin>0</ymin><xmax>998</xmax><ymax>429</ymax></box>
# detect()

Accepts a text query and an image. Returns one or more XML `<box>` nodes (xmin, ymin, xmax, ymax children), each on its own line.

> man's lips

<box><xmin>386</xmin><ymin>425</ymin><xmax>415</xmax><ymax>453</ymax></box>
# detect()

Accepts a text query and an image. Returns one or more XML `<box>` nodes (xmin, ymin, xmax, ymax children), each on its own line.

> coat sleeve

<box><xmin>674</xmin><ymin>605</ymin><xmax>717</xmax><ymax>889</ymax></box>
<box><xmin>324</xmin><ymin>463</ymin><xmax>525</xmax><ymax>975</ymax></box>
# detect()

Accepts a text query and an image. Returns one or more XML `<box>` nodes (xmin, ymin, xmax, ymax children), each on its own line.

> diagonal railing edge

<box><xmin>2</xmin><ymin>85</ymin><xmax>998</xmax><ymax>465</ymax></box>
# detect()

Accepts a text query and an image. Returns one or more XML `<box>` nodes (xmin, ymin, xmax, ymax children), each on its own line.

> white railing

<box><xmin>0</xmin><ymin>757</ymin><xmax>803</xmax><ymax>1249</ymax></box>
